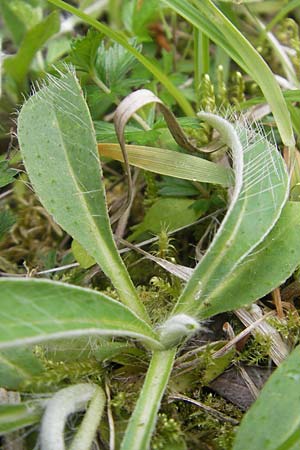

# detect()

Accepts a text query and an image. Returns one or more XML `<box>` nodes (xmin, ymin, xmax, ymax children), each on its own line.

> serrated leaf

<box><xmin>18</xmin><ymin>69</ymin><xmax>147</xmax><ymax>321</ymax></box>
<box><xmin>95</xmin><ymin>39</ymin><xmax>141</xmax><ymax>90</ymax></box>
<box><xmin>0</xmin><ymin>402</ymin><xmax>42</xmax><ymax>434</ymax></box>
<box><xmin>69</xmin><ymin>28</ymin><xmax>103</xmax><ymax>73</ymax></box>
<box><xmin>233</xmin><ymin>344</ymin><xmax>300</xmax><ymax>450</ymax></box>
<box><xmin>0</xmin><ymin>278</ymin><xmax>162</xmax><ymax>350</ymax></box>
<box><xmin>4</xmin><ymin>11</ymin><xmax>60</xmax><ymax>90</ymax></box>
<box><xmin>173</xmin><ymin>113</ymin><xmax>289</xmax><ymax>317</ymax></box>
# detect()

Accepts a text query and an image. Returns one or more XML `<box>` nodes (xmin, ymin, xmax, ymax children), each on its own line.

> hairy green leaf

<box><xmin>0</xmin><ymin>278</ymin><xmax>161</xmax><ymax>350</ymax></box>
<box><xmin>18</xmin><ymin>69</ymin><xmax>147</xmax><ymax>321</ymax></box>
<box><xmin>173</xmin><ymin>113</ymin><xmax>289</xmax><ymax>317</ymax></box>
<box><xmin>197</xmin><ymin>202</ymin><xmax>300</xmax><ymax>317</ymax></box>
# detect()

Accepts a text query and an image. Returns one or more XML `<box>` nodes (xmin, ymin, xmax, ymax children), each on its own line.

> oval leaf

<box><xmin>17</xmin><ymin>69</ymin><xmax>147</xmax><ymax>321</ymax></box>
<box><xmin>0</xmin><ymin>278</ymin><xmax>161</xmax><ymax>350</ymax></box>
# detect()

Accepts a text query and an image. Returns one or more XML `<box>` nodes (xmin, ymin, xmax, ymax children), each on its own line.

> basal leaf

<box><xmin>18</xmin><ymin>69</ymin><xmax>148</xmax><ymax>321</ymax></box>
<box><xmin>233</xmin><ymin>344</ymin><xmax>300</xmax><ymax>450</ymax></box>
<box><xmin>0</xmin><ymin>278</ymin><xmax>161</xmax><ymax>350</ymax></box>
<box><xmin>173</xmin><ymin>113</ymin><xmax>289</xmax><ymax>317</ymax></box>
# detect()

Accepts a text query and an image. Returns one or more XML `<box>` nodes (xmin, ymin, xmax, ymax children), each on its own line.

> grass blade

<box><xmin>98</xmin><ymin>144</ymin><xmax>232</xmax><ymax>188</ymax></box>
<box><xmin>164</xmin><ymin>0</ymin><xmax>294</xmax><ymax>147</ymax></box>
<box><xmin>18</xmin><ymin>69</ymin><xmax>148</xmax><ymax>321</ymax></box>
<box><xmin>4</xmin><ymin>11</ymin><xmax>60</xmax><ymax>92</ymax></box>
<box><xmin>0</xmin><ymin>278</ymin><xmax>161</xmax><ymax>350</ymax></box>
<box><xmin>0</xmin><ymin>403</ymin><xmax>42</xmax><ymax>434</ymax></box>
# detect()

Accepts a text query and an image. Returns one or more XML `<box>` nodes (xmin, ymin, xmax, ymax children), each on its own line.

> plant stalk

<box><xmin>120</xmin><ymin>349</ymin><xmax>177</xmax><ymax>450</ymax></box>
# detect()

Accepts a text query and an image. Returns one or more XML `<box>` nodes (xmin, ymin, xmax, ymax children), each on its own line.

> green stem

<box><xmin>48</xmin><ymin>0</ymin><xmax>194</xmax><ymax>117</ymax></box>
<box><xmin>120</xmin><ymin>349</ymin><xmax>177</xmax><ymax>450</ymax></box>
<box><xmin>194</xmin><ymin>28</ymin><xmax>209</xmax><ymax>107</ymax></box>
<box><xmin>69</xmin><ymin>386</ymin><xmax>106</xmax><ymax>450</ymax></box>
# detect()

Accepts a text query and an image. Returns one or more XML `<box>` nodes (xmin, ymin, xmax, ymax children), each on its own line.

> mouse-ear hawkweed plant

<box><xmin>2</xmin><ymin>69</ymin><xmax>300</xmax><ymax>449</ymax></box>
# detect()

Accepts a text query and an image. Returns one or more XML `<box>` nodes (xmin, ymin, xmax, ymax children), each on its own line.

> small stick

<box><xmin>212</xmin><ymin>311</ymin><xmax>274</xmax><ymax>359</ymax></box>
<box><xmin>272</xmin><ymin>287</ymin><xmax>284</xmax><ymax>319</ymax></box>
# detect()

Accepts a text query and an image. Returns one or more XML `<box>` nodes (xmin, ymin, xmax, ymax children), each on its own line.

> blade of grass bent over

<box><xmin>17</xmin><ymin>69</ymin><xmax>148</xmax><ymax>322</ymax></box>
<box><xmin>112</xmin><ymin>88</ymin><xmax>229</xmax><ymax>219</ymax></box>
<box><xmin>173</xmin><ymin>112</ymin><xmax>289</xmax><ymax>318</ymax></box>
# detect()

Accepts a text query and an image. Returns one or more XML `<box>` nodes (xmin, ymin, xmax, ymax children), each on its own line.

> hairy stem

<box><xmin>120</xmin><ymin>349</ymin><xmax>177</xmax><ymax>450</ymax></box>
<box><xmin>40</xmin><ymin>384</ymin><xmax>105</xmax><ymax>450</ymax></box>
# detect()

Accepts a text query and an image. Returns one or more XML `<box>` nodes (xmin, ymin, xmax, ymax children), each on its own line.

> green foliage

<box><xmin>0</xmin><ymin>0</ymin><xmax>42</xmax><ymax>45</ymax></box>
<box><xmin>0</xmin><ymin>348</ymin><xmax>44</xmax><ymax>389</ymax></box>
<box><xmin>4</xmin><ymin>11</ymin><xmax>60</xmax><ymax>94</ymax></box>
<box><xmin>69</xmin><ymin>28</ymin><xmax>104</xmax><ymax>74</ymax></box>
<box><xmin>233</xmin><ymin>345</ymin><xmax>300</xmax><ymax>450</ymax></box>
<box><xmin>173</xmin><ymin>113</ymin><xmax>289</xmax><ymax>318</ymax></box>
<box><xmin>0</xmin><ymin>402</ymin><xmax>42</xmax><ymax>434</ymax></box>
<box><xmin>0</xmin><ymin>160</ymin><xmax>18</xmax><ymax>188</ymax></box>
<box><xmin>0</xmin><ymin>210</ymin><xmax>15</xmax><ymax>241</ymax></box>
<box><xmin>1</xmin><ymin>1</ymin><xmax>300</xmax><ymax>445</ymax></box>
<box><xmin>128</xmin><ymin>197</ymin><xmax>203</xmax><ymax>242</ymax></box>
